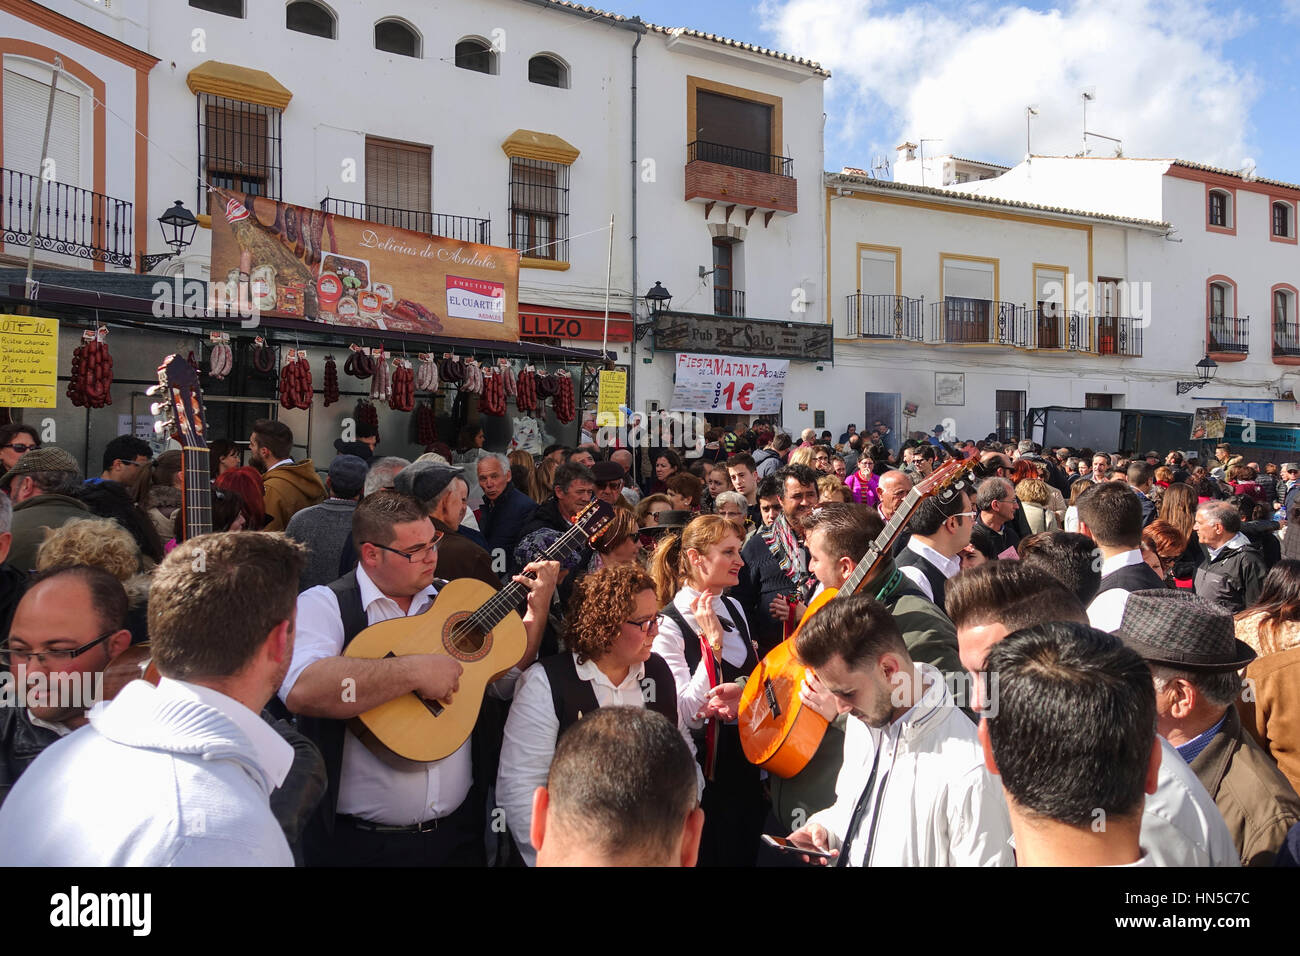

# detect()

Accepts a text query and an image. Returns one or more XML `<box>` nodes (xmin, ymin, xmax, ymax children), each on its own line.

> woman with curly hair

<box><xmin>1015</xmin><ymin>477</ymin><xmax>1058</xmax><ymax>534</ymax></box>
<box><xmin>35</xmin><ymin>517</ymin><xmax>150</xmax><ymax>644</ymax></box>
<box><xmin>495</xmin><ymin>564</ymin><xmax>686</xmax><ymax>866</ymax></box>
<box><xmin>650</xmin><ymin>514</ymin><xmax>763</xmax><ymax>866</ymax></box>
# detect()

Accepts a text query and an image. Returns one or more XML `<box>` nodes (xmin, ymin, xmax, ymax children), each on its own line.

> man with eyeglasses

<box><xmin>969</xmin><ymin>477</ymin><xmax>1022</xmax><ymax>561</ymax></box>
<box><xmin>283</xmin><ymin>490</ymin><xmax>559</xmax><ymax>866</ymax></box>
<box><xmin>93</xmin><ymin>434</ymin><xmax>152</xmax><ymax>485</ymax></box>
<box><xmin>0</xmin><ymin>566</ymin><xmax>132</xmax><ymax>805</ymax></box>
<box><xmin>896</xmin><ymin>488</ymin><xmax>977</xmax><ymax>608</ymax></box>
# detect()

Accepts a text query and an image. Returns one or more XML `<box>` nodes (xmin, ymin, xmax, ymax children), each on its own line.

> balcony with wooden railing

<box><xmin>0</xmin><ymin>167</ymin><xmax>133</xmax><ymax>268</ymax></box>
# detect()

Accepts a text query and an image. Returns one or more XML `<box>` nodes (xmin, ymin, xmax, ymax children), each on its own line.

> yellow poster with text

<box><xmin>0</xmin><ymin>314</ymin><xmax>59</xmax><ymax>408</ymax></box>
<box><xmin>597</xmin><ymin>368</ymin><xmax>627</xmax><ymax>428</ymax></box>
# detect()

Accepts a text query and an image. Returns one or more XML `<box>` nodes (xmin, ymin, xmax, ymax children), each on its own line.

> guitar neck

<box><xmin>841</xmin><ymin>485</ymin><xmax>925</xmax><ymax>596</ymax></box>
<box><xmin>471</xmin><ymin>520</ymin><xmax>591</xmax><ymax>630</ymax></box>
<box><xmin>181</xmin><ymin>446</ymin><xmax>212</xmax><ymax>541</ymax></box>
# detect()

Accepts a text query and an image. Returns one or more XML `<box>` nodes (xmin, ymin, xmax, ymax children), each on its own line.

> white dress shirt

<box><xmin>496</xmin><ymin>653</ymin><xmax>699</xmax><ymax>866</ymax></box>
<box><xmin>652</xmin><ymin>585</ymin><xmax>750</xmax><ymax>731</ymax></box>
<box><xmin>899</xmin><ymin>537</ymin><xmax>961</xmax><ymax>602</ymax></box>
<box><xmin>266</xmin><ymin>458</ymin><xmax>294</xmax><ymax>473</ymax></box>
<box><xmin>1086</xmin><ymin>549</ymin><xmax>1147</xmax><ymax>632</ymax></box>
<box><xmin>281</xmin><ymin>566</ymin><xmax>473</xmax><ymax>825</ymax></box>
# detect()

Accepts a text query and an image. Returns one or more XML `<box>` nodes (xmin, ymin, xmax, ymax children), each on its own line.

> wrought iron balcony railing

<box><xmin>846</xmin><ymin>293</ymin><xmax>924</xmax><ymax>341</ymax></box>
<box><xmin>713</xmin><ymin>289</ymin><xmax>745</xmax><ymax>317</ymax></box>
<box><xmin>0</xmin><ymin>167</ymin><xmax>133</xmax><ymax>267</ymax></box>
<box><xmin>319</xmin><ymin>198</ymin><xmax>490</xmax><ymax>244</ymax></box>
<box><xmin>1208</xmin><ymin>314</ymin><xmax>1249</xmax><ymax>354</ymax></box>
<box><xmin>686</xmin><ymin>141</ymin><xmax>794</xmax><ymax>178</ymax></box>
<box><xmin>930</xmin><ymin>297</ymin><xmax>1030</xmax><ymax>347</ymax></box>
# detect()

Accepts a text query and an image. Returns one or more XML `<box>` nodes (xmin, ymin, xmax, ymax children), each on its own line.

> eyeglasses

<box><xmin>597</xmin><ymin>480</ymin><xmax>624</xmax><ymax>490</ymax></box>
<box><xmin>119</xmin><ymin>458</ymin><xmax>150</xmax><ymax>469</ymax></box>
<box><xmin>949</xmin><ymin>511</ymin><xmax>978</xmax><ymax>520</ymax></box>
<box><xmin>1</xmin><ymin>442</ymin><xmax>39</xmax><ymax>454</ymax></box>
<box><xmin>365</xmin><ymin>532</ymin><xmax>444</xmax><ymax>563</ymax></box>
<box><xmin>1</xmin><ymin>632</ymin><xmax>114</xmax><ymax>668</ymax></box>
<box><xmin>625</xmin><ymin>614</ymin><xmax>663</xmax><ymax>633</ymax></box>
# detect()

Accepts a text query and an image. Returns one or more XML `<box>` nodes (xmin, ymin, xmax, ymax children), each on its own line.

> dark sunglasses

<box><xmin>1</xmin><ymin>442</ymin><xmax>39</xmax><ymax>454</ymax></box>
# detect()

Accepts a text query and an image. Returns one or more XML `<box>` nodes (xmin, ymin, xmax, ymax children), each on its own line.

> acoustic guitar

<box><xmin>344</xmin><ymin>499</ymin><xmax>616</xmax><ymax>764</ymax></box>
<box><xmin>102</xmin><ymin>354</ymin><xmax>215</xmax><ymax>699</ymax></box>
<box><xmin>738</xmin><ymin>458</ymin><xmax>974</xmax><ymax>778</ymax></box>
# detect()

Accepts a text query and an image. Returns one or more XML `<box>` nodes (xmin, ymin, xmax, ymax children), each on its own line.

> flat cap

<box><xmin>590</xmin><ymin>460</ymin><xmax>626</xmax><ymax>484</ymax></box>
<box><xmin>0</xmin><ymin>446</ymin><xmax>81</xmax><ymax>489</ymax></box>
<box><xmin>394</xmin><ymin>461</ymin><xmax>463</xmax><ymax>503</ymax></box>
<box><xmin>1116</xmin><ymin>589</ymin><xmax>1256</xmax><ymax>672</ymax></box>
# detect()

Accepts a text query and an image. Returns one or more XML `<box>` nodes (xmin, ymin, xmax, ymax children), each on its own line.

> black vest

<box><xmin>662</xmin><ymin>595</ymin><xmax>757</xmax><ymax>682</ymax></box>
<box><xmin>296</xmin><ymin>571</ymin><xmax>450</xmax><ymax>833</ymax></box>
<box><xmin>1095</xmin><ymin>560</ymin><xmax>1166</xmax><ymax>595</ymax></box>
<box><xmin>895</xmin><ymin>547</ymin><xmax>950</xmax><ymax>608</ymax></box>
<box><xmin>539</xmin><ymin>651</ymin><xmax>677</xmax><ymax>737</ymax></box>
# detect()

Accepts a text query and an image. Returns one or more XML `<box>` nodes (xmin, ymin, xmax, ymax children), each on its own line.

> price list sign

<box><xmin>670</xmin><ymin>353</ymin><xmax>788</xmax><ymax>416</ymax></box>
<box><xmin>0</xmin><ymin>314</ymin><xmax>59</xmax><ymax>409</ymax></box>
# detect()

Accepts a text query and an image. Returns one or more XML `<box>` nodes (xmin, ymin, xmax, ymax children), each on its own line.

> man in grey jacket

<box><xmin>0</xmin><ymin>533</ymin><xmax>309</xmax><ymax>865</ymax></box>
<box><xmin>286</xmin><ymin>455</ymin><xmax>367</xmax><ymax>592</ymax></box>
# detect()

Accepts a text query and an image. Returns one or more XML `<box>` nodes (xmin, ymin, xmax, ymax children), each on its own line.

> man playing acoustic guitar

<box><xmin>282</xmin><ymin>491</ymin><xmax>558</xmax><ymax>866</ymax></box>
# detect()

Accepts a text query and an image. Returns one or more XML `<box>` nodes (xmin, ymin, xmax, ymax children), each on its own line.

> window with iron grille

<box><xmin>197</xmin><ymin>94</ymin><xmax>282</xmax><ymax>211</ymax></box>
<box><xmin>456</xmin><ymin>39</ymin><xmax>495</xmax><ymax>74</ymax></box>
<box><xmin>365</xmin><ymin>137</ymin><xmax>431</xmax><ymax>230</ymax></box>
<box><xmin>995</xmin><ymin>390</ymin><xmax>1025</xmax><ymax>443</ymax></box>
<box><xmin>509</xmin><ymin>158</ymin><xmax>568</xmax><ymax>261</ymax></box>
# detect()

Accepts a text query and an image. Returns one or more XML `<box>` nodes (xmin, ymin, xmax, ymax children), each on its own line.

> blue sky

<box><xmin>596</xmin><ymin>0</ymin><xmax>1300</xmax><ymax>184</ymax></box>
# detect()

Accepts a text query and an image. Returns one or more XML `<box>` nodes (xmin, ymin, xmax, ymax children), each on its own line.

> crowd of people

<box><xmin>1</xmin><ymin>412</ymin><xmax>1299</xmax><ymax>868</ymax></box>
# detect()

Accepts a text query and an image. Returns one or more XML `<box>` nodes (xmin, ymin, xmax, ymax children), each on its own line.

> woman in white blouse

<box><xmin>495</xmin><ymin>564</ymin><xmax>685</xmax><ymax>865</ymax></box>
<box><xmin>650</xmin><ymin>515</ymin><xmax>766</xmax><ymax>866</ymax></box>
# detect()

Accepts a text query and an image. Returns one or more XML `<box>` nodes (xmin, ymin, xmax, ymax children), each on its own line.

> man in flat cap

<box><xmin>590</xmin><ymin>460</ymin><xmax>628</xmax><ymax>509</ymax></box>
<box><xmin>1118</xmin><ymin>589</ymin><xmax>1300</xmax><ymax>866</ymax></box>
<box><xmin>1</xmin><ymin>447</ymin><xmax>89</xmax><ymax>573</ymax></box>
<box><xmin>395</xmin><ymin>461</ymin><xmax>497</xmax><ymax>588</ymax></box>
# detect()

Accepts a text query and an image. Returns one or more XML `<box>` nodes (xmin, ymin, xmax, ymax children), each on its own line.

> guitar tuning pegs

<box><xmin>150</xmin><ymin>402</ymin><xmax>167</xmax><ymax>416</ymax></box>
<box><xmin>146</xmin><ymin>383</ymin><xmax>167</xmax><ymax>396</ymax></box>
<box><xmin>153</xmin><ymin>420</ymin><xmax>170</xmax><ymax>436</ymax></box>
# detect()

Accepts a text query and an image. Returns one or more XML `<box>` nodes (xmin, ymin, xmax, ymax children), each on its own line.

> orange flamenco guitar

<box><xmin>738</xmin><ymin>459</ymin><xmax>974</xmax><ymax>777</ymax></box>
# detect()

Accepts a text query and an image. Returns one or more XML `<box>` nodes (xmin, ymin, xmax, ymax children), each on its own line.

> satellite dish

<box><xmin>1239</xmin><ymin>157</ymin><xmax>1257</xmax><ymax>182</ymax></box>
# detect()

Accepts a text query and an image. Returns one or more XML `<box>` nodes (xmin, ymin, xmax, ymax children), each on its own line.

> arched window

<box><xmin>287</xmin><ymin>1</ymin><xmax>335</xmax><ymax>39</ymax></box>
<box><xmin>455</xmin><ymin>38</ymin><xmax>496</xmax><ymax>74</ymax></box>
<box><xmin>375</xmin><ymin>19</ymin><xmax>421</xmax><ymax>58</ymax></box>
<box><xmin>189</xmin><ymin>0</ymin><xmax>244</xmax><ymax>16</ymax></box>
<box><xmin>528</xmin><ymin>54</ymin><xmax>568</xmax><ymax>88</ymax></box>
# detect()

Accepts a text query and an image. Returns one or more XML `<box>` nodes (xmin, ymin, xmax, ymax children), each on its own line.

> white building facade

<box><xmin>823</xmin><ymin>150</ymin><xmax>1300</xmax><ymax>448</ymax></box>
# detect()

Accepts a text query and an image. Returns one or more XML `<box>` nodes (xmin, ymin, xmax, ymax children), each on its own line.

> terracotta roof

<box><xmin>827</xmin><ymin>171</ymin><xmax>1170</xmax><ymax>230</ymax></box>
<box><xmin>519</xmin><ymin>1</ymin><xmax>829</xmax><ymax>76</ymax></box>
<box><xmin>1169</xmin><ymin>159</ymin><xmax>1300</xmax><ymax>193</ymax></box>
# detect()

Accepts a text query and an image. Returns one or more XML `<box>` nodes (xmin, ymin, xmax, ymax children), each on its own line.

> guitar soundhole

<box><xmin>442</xmin><ymin>611</ymin><xmax>491</xmax><ymax>662</ymax></box>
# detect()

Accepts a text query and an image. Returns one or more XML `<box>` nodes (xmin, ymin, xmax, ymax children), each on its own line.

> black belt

<box><xmin>337</xmin><ymin>811</ymin><xmax>455</xmax><ymax>834</ymax></box>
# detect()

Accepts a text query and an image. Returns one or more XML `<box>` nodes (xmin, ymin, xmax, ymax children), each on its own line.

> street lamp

<box><xmin>638</xmin><ymin>281</ymin><xmax>672</xmax><ymax>342</ymax></box>
<box><xmin>139</xmin><ymin>200</ymin><xmax>198</xmax><ymax>273</ymax></box>
<box><xmin>1176</xmin><ymin>354</ymin><xmax>1219</xmax><ymax>394</ymax></box>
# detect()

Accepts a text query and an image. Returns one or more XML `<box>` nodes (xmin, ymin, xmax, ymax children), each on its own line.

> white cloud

<box><xmin>760</xmin><ymin>0</ymin><xmax>1259</xmax><ymax>171</ymax></box>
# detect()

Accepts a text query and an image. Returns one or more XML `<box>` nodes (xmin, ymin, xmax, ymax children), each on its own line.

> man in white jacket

<box><xmin>0</xmin><ymin>533</ymin><xmax>306</xmax><ymax>866</ymax></box>
<box><xmin>787</xmin><ymin>594</ymin><xmax>1014</xmax><ymax>866</ymax></box>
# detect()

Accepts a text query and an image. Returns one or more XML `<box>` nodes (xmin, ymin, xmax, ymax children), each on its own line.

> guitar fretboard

<box><xmin>841</xmin><ymin>484</ymin><xmax>924</xmax><ymax>596</ymax></box>
<box><xmin>182</xmin><ymin>446</ymin><xmax>213</xmax><ymax>540</ymax></box>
